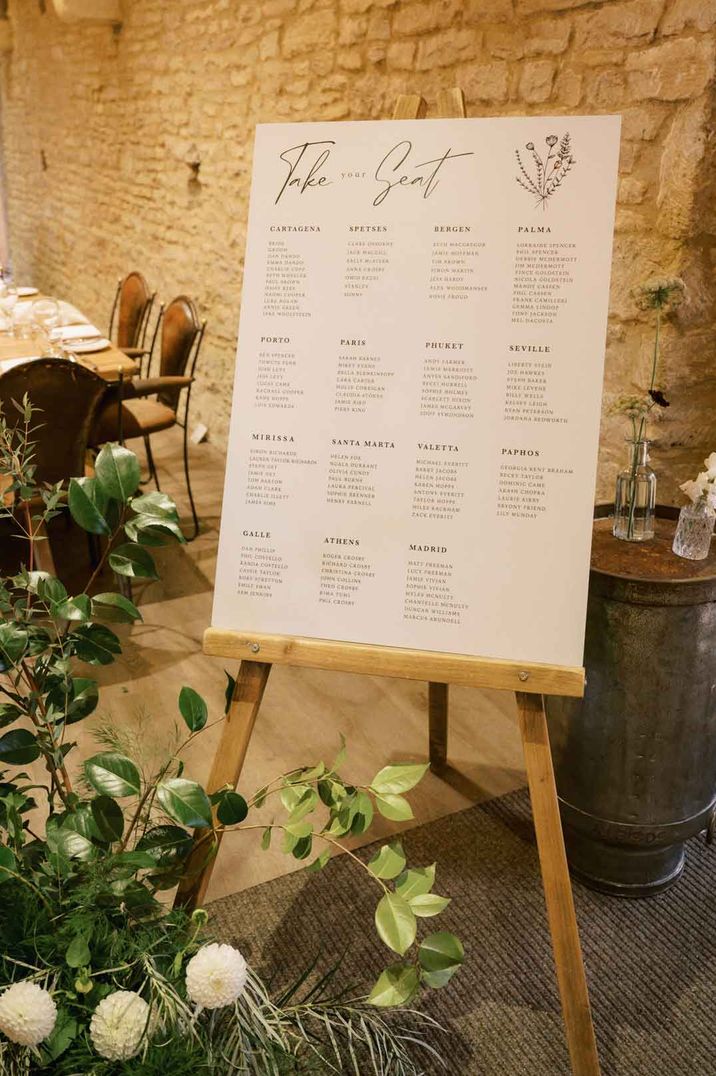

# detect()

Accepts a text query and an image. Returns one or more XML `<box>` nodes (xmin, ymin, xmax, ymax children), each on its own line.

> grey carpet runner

<box><xmin>210</xmin><ymin>788</ymin><xmax>716</xmax><ymax>1075</ymax></box>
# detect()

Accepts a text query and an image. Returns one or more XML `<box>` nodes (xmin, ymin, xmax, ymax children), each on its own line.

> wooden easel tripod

<box><xmin>175</xmin><ymin>90</ymin><xmax>601</xmax><ymax>1076</ymax></box>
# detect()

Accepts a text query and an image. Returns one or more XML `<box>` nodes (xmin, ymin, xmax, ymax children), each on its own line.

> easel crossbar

<box><xmin>203</xmin><ymin>628</ymin><xmax>585</xmax><ymax>698</ymax></box>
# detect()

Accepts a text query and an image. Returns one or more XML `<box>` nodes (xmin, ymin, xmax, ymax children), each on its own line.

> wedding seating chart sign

<box><xmin>213</xmin><ymin>115</ymin><xmax>620</xmax><ymax>669</ymax></box>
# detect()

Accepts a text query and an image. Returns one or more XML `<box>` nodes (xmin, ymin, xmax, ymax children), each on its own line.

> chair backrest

<box><xmin>0</xmin><ymin>359</ymin><xmax>108</xmax><ymax>488</ymax></box>
<box><xmin>109</xmin><ymin>271</ymin><xmax>155</xmax><ymax>350</ymax></box>
<box><xmin>158</xmin><ymin>295</ymin><xmax>204</xmax><ymax>410</ymax></box>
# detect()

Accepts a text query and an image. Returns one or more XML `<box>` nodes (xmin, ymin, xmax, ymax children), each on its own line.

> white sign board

<box><xmin>213</xmin><ymin>116</ymin><xmax>620</xmax><ymax>669</ymax></box>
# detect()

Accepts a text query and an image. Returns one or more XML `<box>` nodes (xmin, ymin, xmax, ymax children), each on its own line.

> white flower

<box><xmin>704</xmin><ymin>452</ymin><xmax>716</xmax><ymax>480</ymax></box>
<box><xmin>0</xmin><ymin>981</ymin><xmax>57</xmax><ymax>1046</ymax></box>
<box><xmin>680</xmin><ymin>479</ymin><xmax>707</xmax><ymax>504</ymax></box>
<box><xmin>90</xmin><ymin>990</ymin><xmax>152</xmax><ymax>1061</ymax></box>
<box><xmin>185</xmin><ymin>943</ymin><xmax>248</xmax><ymax>1009</ymax></box>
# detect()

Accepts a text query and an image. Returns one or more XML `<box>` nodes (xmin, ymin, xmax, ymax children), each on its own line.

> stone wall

<box><xmin>1</xmin><ymin>0</ymin><xmax>715</xmax><ymax>501</ymax></box>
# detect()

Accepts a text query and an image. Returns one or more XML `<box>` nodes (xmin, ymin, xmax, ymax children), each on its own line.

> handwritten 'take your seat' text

<box><xmin>274</xmin><ymin>140</ymin><xmax>474</xmax><ymax>207</ymax></box>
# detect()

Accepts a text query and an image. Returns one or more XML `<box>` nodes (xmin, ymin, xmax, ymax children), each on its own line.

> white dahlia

<box><xmin>0</xmin><ymin>980</ymin><xmax>57</xmax><ymax>1046</ymax></box>
<box><xmin>185</xmin><ymin>943</ymin><xmax>248</xmax><ymax>1009</ymax></box>
<box><xmin>89</xmin><ymin>990</ymin><xmax>152</xmax><ymax>1061</ymax></box>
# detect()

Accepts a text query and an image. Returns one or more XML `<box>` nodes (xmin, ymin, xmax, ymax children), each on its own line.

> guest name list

<box><xmin>213</xmin><ymin>116</ymin><xmax>621</xmax><ymax>668</ymax></box>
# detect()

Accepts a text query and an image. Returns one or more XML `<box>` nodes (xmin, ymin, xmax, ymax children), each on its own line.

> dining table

<box><xmin>0</xmin><ymin>293</ymin><xmax>138</xmax><ymax>381</ymax></box>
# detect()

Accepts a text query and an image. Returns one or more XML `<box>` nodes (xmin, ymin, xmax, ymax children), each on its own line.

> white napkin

<box><xmin>51</xmin><ymin>324</ymin><xmax>102</xmax><ymax>341</ymax></box>
<box><xmin>0</xmin><ymin>355</ymin><xmax>43</xmax><ymax>374</ymax></box>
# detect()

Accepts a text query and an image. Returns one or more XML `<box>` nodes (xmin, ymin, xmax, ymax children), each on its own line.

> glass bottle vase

<box><xmin>672</xmin><ymin>500</ymin><xmax>715</xmax><ymax>560</ymax></box>
<box><xmin>613</xmin><ymin>439</ymin><xmax>656</xmax><ymax>542</ymax></box>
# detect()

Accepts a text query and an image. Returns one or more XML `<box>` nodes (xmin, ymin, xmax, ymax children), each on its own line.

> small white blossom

<box><xmin>185</xmin><ymin>943</ymin><xmax>248</xmax><ymax>1010</ymax></box>
<box><xmin>680</xmin><ymin>479</ymin><xmax>707</xmax><ymax>504</ymax></box>
<box><xmin>0</xmin><ymin>981</ymin><xmax>57</xmax><ymax>1046</ymax></box>
<box><xmin>704</xmin><ymin>453</ymin><xmax>716</xmax><ymax>480</ymax></box>
<box><xmin>90</xmin><ymin>990</ymin><xmax>152</xmax><ymax>1061</ymax></box>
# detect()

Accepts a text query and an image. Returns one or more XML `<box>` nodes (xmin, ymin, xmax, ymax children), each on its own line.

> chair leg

<box><xmin>144</xmin><ymin>435</ymin><xmax>161</xmax><ymax>491</ymax></box>
<box><xmin>183</xmin><ymin>400</ymin><xmax>199</xmax><ymax>542</ymax></box>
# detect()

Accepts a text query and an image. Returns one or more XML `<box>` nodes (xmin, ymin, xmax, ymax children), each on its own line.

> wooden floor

<box><xmin>46</xmin><ymin>428</ymin><xmax>527</xmax><ymax>903</ymax></box>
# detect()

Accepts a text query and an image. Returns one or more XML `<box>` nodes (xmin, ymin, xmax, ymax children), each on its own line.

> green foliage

<box><xmin>0</xmin><ymin>403</ymin><xmax>461</xmax><ymax>1073</ymax></box>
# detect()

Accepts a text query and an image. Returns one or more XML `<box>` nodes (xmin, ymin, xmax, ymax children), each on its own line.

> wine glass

<box><xmin>32</xmin><ymin>298</ymin><xmax>62</xmax><ymax>356</ymax></box>
<box><xmin>0</xmin><ymin>285</ymin><xmax>18</xmax><ymax>336</ymax></box>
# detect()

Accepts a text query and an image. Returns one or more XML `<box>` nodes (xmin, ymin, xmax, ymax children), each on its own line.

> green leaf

<box><xmin>72</xmin><ymin>624</ymin><xmax>122</xmax><ymax>665</ymax></box>
<box><xmin>68</xmin><ymin>477</ymin><xmax>109</xmax><ymax>535</ymax></box>
<box><xmin>130</xmin><ymin>513</ymin><xmax>185</xmax><ymax>543</ymax></box>
<box><xmin>0</xmin><ymin>844</ymin><xmax>17</xmax><ymax>883</ymax></box>
<box><xmin>367</xmin><ymin>964</ymin><xmax>420</xmax><ymax>1008</ymax></box>
<box><xmin>84</xmin><ymin>752</ymin><xmax>141</xmax><ymax>798</ymax></box>
<box><xmin>0</xmin><ymin>729</ymin><xmax>39</xmax><ymax>765</ymax></box>
<box><xmin>285</xmin><ymin>787</ymin><xmax>317</xmax><ymax>823</ymax></box>
<box><xmin>95</xmin><ymin>442</ymin><xmax>141</xmax><ymax>502</ymax></box>
<box><xmin>292</xmin><ymin>834</ymin><xmax>313</xmax><ymax>860</ymax></box>
<box><xmin>375</xmin><ymin>893</ymin><xmax>416</xmax><ymax>956</ymax></box>
<box><xmin>418</xmin><ymin>931</ymin><xmax>464</xmax><ymax>974</ymax></box>
<box><xmin>91</xmin><ymin>795</ymin><xmax>124</xmax><ymax>842</ymax></box>
<box><xmin>46</xmin><ymin>677</ymin><xmax>99</xmax><ymax>724</ymax></box>
<box><xmin>253</xmin><ymin>785</ymin><xmax>268</xmax><ymax>808</ymax></box>
<box><xmin>91</xmin><ymin>593</ymin><xmax>143</xmax><ymax>623</ymax></box>
<box><xmin>137</xmin><ymin>825</ymin><xmax>193</xmax><ymax>865</ymax></box>
<box><xmin>0</xmin><ymin>704</ymin><xmax>22</xmax><ymax>729</ymax></box>
<box><xmin>215</xmin><ymin>790</ymin><xmax>248</xmax><ymax>826</ymax></box>
<box><xmin>306</xmin><ymin>847</ymin><xmax>330</xmax><ymax>872</ymax></box>
<box><xmin>224</xmin><ymin>671</ymin><xmax>236</xmax><ymax>715</ymax></box>
<box><xmin>0</xmin><ymin>622</ymin><xmax>28</xmax><ymax>667</ymax></box>
<box><xmin>261</xmin><ymin>826</ymin><xmax>272</xmax><ymax>850</ymax></box>
<box><xmin>283</xmin><ymin>819</ymin><xmax>312</xmax><ymax>839</ymax></box>
<box><xmin>156</xmin><ymin>778</ymin><xmax>212</xmax><ymax>828</ymax></box>
<box><xmin>56</xmin><ymin>809</ymin><xmax>99</xmax><ymax>861</ymax></box>
<box><xmin>410</xmin><ymin>893</ymin><xmax>450</xmax><ymax>918</ymax></box>
<box><xmin>54</xmin><ymin>595</ymin><xmax>92</xmax><ymax>622</ymax></box>
<box><xmin>38</xmin><ymin>1009</ymin><xmax>78</xmax><ymax>1063</ymax></box>
<box><xmin>374</xmin><ymin>793</ymin><xmax>413</xmax><ymax>822</ymax></box>
<box><xmin>108</xmin><ymin>543</ymin><xmax>158</xmax><ymax>579</ymax></box>
<box><xmin>178</xmin><ymin>686</ymin><xmax>208</xmax><ymax>732</ymax></box>
<box><xmin>368</xmin><ymin>840</ymin><xmax>406</xmax><ymax>881</ymax></box>
<box><xmin>66</xmin><ymin>934</ymin><xmax>91</xmax><ymax>969</ymax></box>
<box><xmin>371</xmin><ymin>763</ymin><xmax>429</xmax><ymax>796</ymax></box>
<box><xmin>350</xmin><ymin>789</ymin><xmax>374</xmax><ymax>835</ymax></box>
<box><xmin>37</xmin><ymin>576</ymin><xmax>67</xmax><ymax>605</ymax></box>
<box><xmin>395</xmin><ymin>864</ymin><xmax>436</xmax><ymax>901</ymax></box>
<box><xmin>130</xmin><ymin>491</ymin><xmax>179</xmax><ymax>517</ymax></box>
<box><xmin>422</xmin><ymin>966</ymin><xmax>459</xmax><ymax>989</ymax></box>
<box><xmin>110</xmin><ymin>850</ymin><xmax>157</xmax><ymax>872</ymax></box>
<box><xmin>331</xmin><ymin>733</ymin><xmax>347</xmax><ymax>771</ymax></box>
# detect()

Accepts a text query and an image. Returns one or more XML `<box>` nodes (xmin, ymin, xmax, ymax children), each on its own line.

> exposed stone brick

<box><xmin>553</xmin><ymin>67</ymin><xmax>583</xmax><ymax>106</ymax></box>
<box><xmin>524</xmin><ymin>17</ymin><xmax>572</xmax><ymax>55</ymax></box>
<box><xmin>385</xmin><ymin>39</ymin><xmax>416</xmax><ymax>69</ymax></box>
<box><xmin>283</xmin><ymin>9</ymin><xmax>337</xmax><ymax>55</ymax></box>
<box><xmin>519</xmin><ymin>59</ymin><xmax>556</xmax><ymax>103</ymax></box>
<box><xmin>574</xmin><ymin>0</ymin><xmax>663</xmax><ymax>50</ymax></box>
<box><xmin>458</xmin><ymin>61</ymin><xmax>510</xmax><ymax>103</ymax></box>
<box><xmin>585</xmin><ymin>69</ymin><xmax>626</xmax><ymax>109</ymax></box>
<box><xmin>661</xmin><ymin>0</ymin><xmax>716</xmax><ymax>34</ymax></box>
<box><xmin>415</xmin><ymin>28</ymin><xmax>481</xmax><ymax>70</ymax></box>
<box><xmin>464</xmin><ymin>0</ymin><xmax>514</xmax><ymax>21</ymax></box>
<box><xmin>620</xmin><ymin>104</ymin><xmax>668</xmax><ymax>141</ymax></box>
<box><xmin>626</xmin><ymin>37</ymin><xmax>715</xmax><ymax>101</ymax></box>
<box><xmin>485</xmin><ymin>26</ymin><xmax>525</xmax><ymax>60</ymax></box>
<box><xmin>393</xmin><ymin>0</ymin><xmax>462</xmax><ymax>36</ymax></box>
<box><xmin>618</xmin><ymin>175</ymin><xmax>648</xmax><ymax>204</ymax></box>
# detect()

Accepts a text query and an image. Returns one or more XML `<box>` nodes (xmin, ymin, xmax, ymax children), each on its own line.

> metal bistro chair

<box><xmin>93</xmin><ymin>296</ymin><xmax>206</xmax><ymax>541</ymax></box>
<box><xmin>0</xmin><ymin>359</ymin><xmax>110</xmax><ymax>574</ymax></box>
<box><xmin>108</xmin><ymin>271</ymin><xmax>157</xmax><ymax>376</ymax></box>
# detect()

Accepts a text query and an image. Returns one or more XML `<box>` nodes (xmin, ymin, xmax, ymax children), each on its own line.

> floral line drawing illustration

<box><xmin>515</xmin><ymin>133</ymin><xmax>576</xmax><ymax>209</ymax></box>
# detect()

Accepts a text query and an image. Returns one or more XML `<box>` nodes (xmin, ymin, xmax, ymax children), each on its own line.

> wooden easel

<box><xmin>175</xmin><ymin>90</ymin><xmax>601</xmax><ymax>1076</ymax></box>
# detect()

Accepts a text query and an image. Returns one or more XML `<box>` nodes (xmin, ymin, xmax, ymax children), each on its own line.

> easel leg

<box><xmin>516</xmin><ymin>691</ymin><xmax>601</xmax><ymax>1076</ymax></box>
<box><xmin>428</xmin><ymin>682</ymin><xmax>448</xmax><ymax>772</ymax></box>
<box><xmin>174</xmin><ymin>659</ymin><xmax>272</xmax><ymax>910</ymax></box>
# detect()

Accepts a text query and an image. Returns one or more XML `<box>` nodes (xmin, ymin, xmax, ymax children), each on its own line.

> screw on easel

<box><xmin>518</xmin><ymin>670</ymin><xmax>529</xmax><ymax>682</ymax></box>
<box><xmin>250</xmin><ymin>642</ymin><xmax>260</xmax><ymax>654</ymax></box>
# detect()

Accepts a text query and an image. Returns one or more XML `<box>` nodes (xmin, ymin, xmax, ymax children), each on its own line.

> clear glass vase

<box><xmin>613</xmin><ymin>439</ymin><xmax>656</xmax><ymax>541</ymax></box>
<box><xmin>672</xmin><ymin>500</ymin><xmax>715</xmax><ymax>560</ymax></box>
